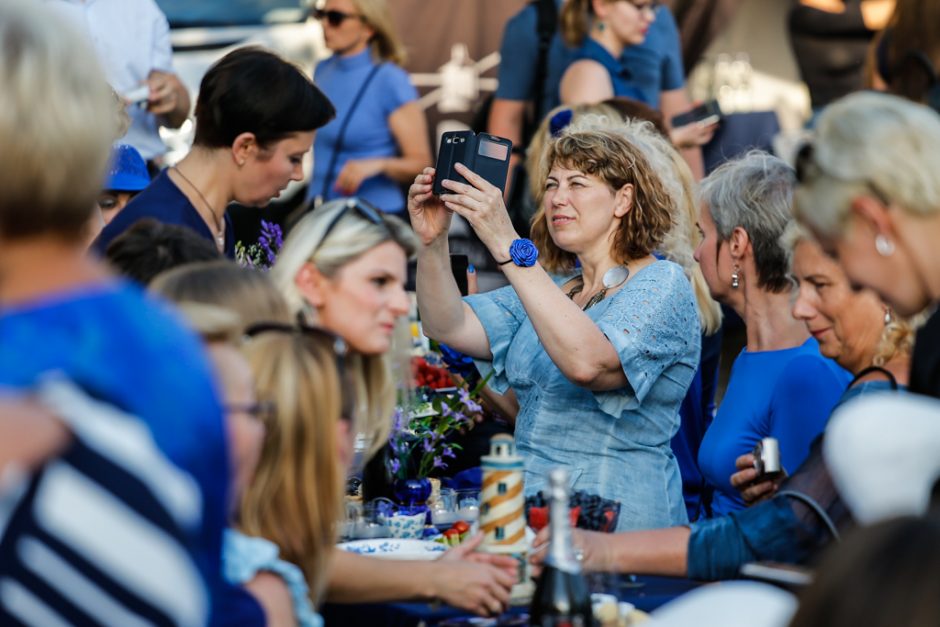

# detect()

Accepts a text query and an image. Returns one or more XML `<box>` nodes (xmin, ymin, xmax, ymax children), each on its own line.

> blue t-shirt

<box><xmin>92</xmin><ymin>169</ymin><xmax>236</xmax><ymax>259</ymax></box>
<box><xmin>0</xmin><ymin>282</ymin><xmax>261</xmax><ymax>625</ymax></box>
<box><xmin>494</xmin><ymin>2</ymin><xmax>684</xmax><ymax>114</ymax></box>
<box><xmin>698</xmin><ymin>337</ymin><xmax>851</xmax><ymax>516</ymax></box>
<box><xmin>308</xmin><ymin>49</ymin><xmax>418</xmax><ymax>214</ymax></box>
<box><xmin>566</xmin><ymin>38</ymin><xmax>650</xmax><ymax>104</ymax></box>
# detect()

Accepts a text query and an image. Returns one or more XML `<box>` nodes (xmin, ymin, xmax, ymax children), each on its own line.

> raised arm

<box><xmin>408</xmin><ymin>168</ymin><xmax>493</xmax><ymax>359</ymax></box>
<box><xmin>439</xmin><ymin>164</ymin><xmax>628</xmax><ymax>391</ymax></box>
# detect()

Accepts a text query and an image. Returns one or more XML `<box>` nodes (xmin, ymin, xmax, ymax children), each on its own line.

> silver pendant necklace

<box><xmin>566</xmin><ymin>265</ymin><xmax>630</xmax><ymax>310</ymax></box>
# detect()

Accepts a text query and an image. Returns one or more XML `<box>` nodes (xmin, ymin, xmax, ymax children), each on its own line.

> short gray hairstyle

<box><xmin>794</xmin><ymin>91</ymin><xmax>940</xmax><ymax>238</ymax></box>
<box><xmin>0</xmin><ymin>0</ymin><xmax>113</xmax><ymax>241</ymax></box>
<box><xmin>699</xmin><ymin>151</ymin><xmax>796</xmax><ymax>293</ymax></box>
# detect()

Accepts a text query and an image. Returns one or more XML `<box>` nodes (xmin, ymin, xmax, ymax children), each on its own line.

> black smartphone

<box><xmin>433</xmin><ymin>130</ymin><xmax>513</xmax><ymax>196</ymax></box>
<box><xmin>671</xmin><ymin>100</ymin><xmax>722</xmax><ymax>128</ymax></box>
<box><xmin>450</xmin><ymin>253</ymin><xmax>469</xmax><ymax>296</ymax></box>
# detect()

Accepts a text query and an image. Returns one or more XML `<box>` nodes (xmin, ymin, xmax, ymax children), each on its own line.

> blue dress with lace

<box><xmin>465</xmin><ymin>261</ymin><xmax>700</xmax><ymax>531</ymax></box>
<box><xmin>223</xmin><ymin>530</ymin><xmax>322</xmax><ymax>627</ymax></box>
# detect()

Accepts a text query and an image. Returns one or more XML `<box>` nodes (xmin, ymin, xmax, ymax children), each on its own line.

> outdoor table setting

<box><xmin>321</xmin><ymin>574</ymin><xmax>705</xmax><ymax>626</ymax></box>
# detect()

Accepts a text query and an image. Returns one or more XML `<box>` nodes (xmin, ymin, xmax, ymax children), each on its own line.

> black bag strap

<box><xmin>527</xmin><ymin>0</ymin><xmax>558</xmax><ymax>141</ymax></box>
<box><xmin>847</xmin><ymin>365</ymin><xmax>899</xmax><ymax>390</ymax></box>
<box><xmin>319</xmin><ymin>63</ymin><xmax>384</xmax><ymax>201</ymax></box>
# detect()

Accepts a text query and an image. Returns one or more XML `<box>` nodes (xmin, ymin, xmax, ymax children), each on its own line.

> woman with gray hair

<box><xmin>693</xmin><ymin>151</ymin><xmax>851</xmax><ymax>516</ymax></box>
<box><xmin>793</xmin><ymin>91</ymin><xmax>940</xmax><ymax>398</ymax></box>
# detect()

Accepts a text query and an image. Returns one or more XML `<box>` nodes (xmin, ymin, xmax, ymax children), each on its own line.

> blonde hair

<box><xmin>0</xmin><ymin>0</ymin><xmax>113</xmax><ymax>242</ymax></box>
<box><xmin>151</xmin><ymin>261</ymin><xmax>292</xmax><ymax>329</ymax></box>
<box><xmin>781</xmin><ymin>221</ymin><xmax>917</xmax><ymax>369</ymax></box>
<box><xmin>240</xmin><ymin>332</ymin><xmax>346</xmax><ymax>604</ymax></box>
<box><xmin>613</xmin><ymin>118</ymin><xmax>723</xmax><ymax>335</ymax></box>
<box><xmin>794</xmin><ymin>92</ymin><xmax>940</xmax><ymax>238</ymax></box>
<box><xmin>272</xmin><ymin>199</ymin><xmax>418</xmax><ymax>455</ymax></box>
<box><xmin>530</xmin><ymin>115</ymin><xmax>674</xmax><ymax>274</ymax></box>
<box><xmin>354</xmin><ymin>0</ymin><xmax>407</xmax><ymax>65</ymax></box>
<box><xmin>560</xmin><ymin>0</ymin><xmax>598</xmax><ymax>46</ymax></box>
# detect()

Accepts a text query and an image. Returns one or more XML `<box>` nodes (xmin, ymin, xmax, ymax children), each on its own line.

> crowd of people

<box><xmin>2</xmin><ymin>0</ymin><xmax>940</xmax><ymax>626</ymax></box>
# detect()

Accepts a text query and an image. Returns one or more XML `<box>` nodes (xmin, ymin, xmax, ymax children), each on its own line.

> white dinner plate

<box><xmin>337</xmin><ymin>538</ymin><xmax>447</xmax><ymax>560</ymax></box>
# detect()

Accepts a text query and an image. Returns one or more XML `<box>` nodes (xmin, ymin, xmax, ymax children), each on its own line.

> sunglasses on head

<box><xmin>313</xmin><ymin>8</ymin><xmax>362</xmax><ymax>27</ymax></box>
<box><xmin>316</xmin><ymin>197</ymin><xmax>391</xmax><ymax>248</ymax></box>
<box><xmin>795</xmin><ymin>141</ymin><xmax>891</xmax><ymax>205</ymax></box>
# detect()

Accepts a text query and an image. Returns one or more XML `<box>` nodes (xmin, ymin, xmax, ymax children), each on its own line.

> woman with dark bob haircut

<box><xmin>409</xmin><ymin>115</ymin><xmax>701</xmax><ymax>531</ymax></box>
<box><xmin>93</xmin><ymin>47</ymin><xmax>335</xmax><ymax>258</ymax></box>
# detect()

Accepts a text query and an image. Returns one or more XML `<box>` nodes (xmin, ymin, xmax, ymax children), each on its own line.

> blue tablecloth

<box><xmin>321</xmin><ymin>575</ymin><xmax>704</xmax><ymax>626</ymax></box>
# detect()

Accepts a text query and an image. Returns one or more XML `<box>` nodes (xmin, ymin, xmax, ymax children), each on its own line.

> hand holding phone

<box><xmin>433</xmin><ymin>131</ymin><xmax>513</xmax><ymax>196</ymax></box>
<box><xmin>672</xmin><ymin>100</ymin><xmax>722</xmax><ymax>128</ymax></box>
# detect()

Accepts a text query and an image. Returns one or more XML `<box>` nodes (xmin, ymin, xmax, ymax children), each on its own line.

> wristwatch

<box><xmin>496</xmin><ymin>238</ymin><xmax>539</xmax><ymax>267</ymax></box>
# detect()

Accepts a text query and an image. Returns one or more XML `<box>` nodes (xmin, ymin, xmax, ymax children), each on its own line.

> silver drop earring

<box><xmin>884</xmin><ymin>307</ymin><xmax>893</xmax><ymax>326</ymax></box>
<box><xmin>875</xmin><ymin>234</ymin><xmax>895</xmax><ymax>257</ymax></box>
<box><xmin>731</xmin><ymin>267</ymin><xmax>740</xmax><ymax>289</ymax></box>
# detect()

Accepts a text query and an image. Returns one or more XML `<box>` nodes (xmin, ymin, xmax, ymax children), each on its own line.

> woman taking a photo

<box><xmin>410</xmin><ymin>119</ymin><xmax>700</xmax><ymax>531</ymax></box>
<box><xmin>94</xmin><ymin>46</ymin><xmax>335</xmax><ymax>257</ymax></box>
<box><xmin>308</xmin><ymin>0</ymin><xmax>431</xmax><ymax>214</ymax></box>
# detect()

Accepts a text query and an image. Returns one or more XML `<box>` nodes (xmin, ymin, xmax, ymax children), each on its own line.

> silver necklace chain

<box><xmin>566</xmin><ymin>265</ymin><xmax>630</xmax><ymax>311</ymax></box>
<box><xmin>172</xmin><ymin>166</ymin><xmax>225</xmax><ymax>250</ymax></box>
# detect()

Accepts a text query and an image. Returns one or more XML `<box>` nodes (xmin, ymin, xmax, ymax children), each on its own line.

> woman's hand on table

<box><xmin>407</xmin><ymin>167</ymin><xmax>453</xmax><ymax>246</ymax></box>
<box><xmin>432</xmin><ymin>533</ymin><xmax>516</xmax><ymax>616</ymax></box>
<box><xmin>530</xmin><ymin>527</ymin><xmax>612</xmax><ymax>577</ymax></box>
<box><xmin>440</xmin><ymin>163</ymin><xmax>518</xmax><ymax>261</ymax></box>
<box><xmin>730</xmin><ymin>453</ymin><xmax>787</xmax><ymax>506</ymax></box>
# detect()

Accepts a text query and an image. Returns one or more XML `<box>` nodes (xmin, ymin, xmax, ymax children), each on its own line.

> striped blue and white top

<box><xmin>0</xmin><ymin>377</ymin><xmax>208</xmax><ymax>627</ymax></box>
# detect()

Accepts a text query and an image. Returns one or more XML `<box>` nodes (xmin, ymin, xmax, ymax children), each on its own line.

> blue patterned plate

<box><xmin>337</xmin><ymin>538</ymin><xmax>447</xmax><ymax>560</ymax></box>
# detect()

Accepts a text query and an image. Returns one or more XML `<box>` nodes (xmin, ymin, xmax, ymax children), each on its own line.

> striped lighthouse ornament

<box><xmin>480</xmin><ymin>434</ymin><xmax>527</xmax><ymax>556</ymax></box>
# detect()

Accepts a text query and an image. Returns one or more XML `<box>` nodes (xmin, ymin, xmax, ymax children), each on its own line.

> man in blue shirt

<box><xmin>488</xmin><ymin>0</ymin><xmax>707</xmax><ymax>179</ymax></box>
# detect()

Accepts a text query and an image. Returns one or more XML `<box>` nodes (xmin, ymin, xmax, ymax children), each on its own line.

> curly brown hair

<box><xmin>530</xmin><ymin>124</ymin><xmax>675</xmax><ymax>273</ymax></box>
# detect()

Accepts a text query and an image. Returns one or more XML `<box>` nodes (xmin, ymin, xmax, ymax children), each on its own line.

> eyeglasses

<box><xmin>794</xmin><ymin>141</ymin><xmax>891</xmax><ymax>205</ymax></box>
<box><xmin>313</xmin><ymin>8</ymin><xmax>362</xmax><ymax>27</ymax></box>
<box><xmin>225</xmin><ymin>400</ymin><xmax>277</xmax><ymax>425</ymax></box>
<box><xmin>624</xmin><ymin>0</ymin><xmax>661</xmax><ymax>15</ymax></box>
<box><xmin>243</xmin><ymin>321</ymin><xmax>354</xmax><ymax>421</ymax></box>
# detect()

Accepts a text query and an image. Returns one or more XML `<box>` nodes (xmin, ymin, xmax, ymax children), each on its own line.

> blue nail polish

<box><xmin>468</xmin><ymin>264</ymin><xmax>476</xmax><ymax>273</ymax></box>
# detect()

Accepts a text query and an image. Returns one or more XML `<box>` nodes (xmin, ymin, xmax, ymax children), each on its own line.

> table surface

<box><xmin>322</xmin><ymin>574</ymin><xmax>704</xmax><ymax>626</ymax></box>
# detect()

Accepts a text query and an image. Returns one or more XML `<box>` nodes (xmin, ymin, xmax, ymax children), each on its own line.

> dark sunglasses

<box><xmin>243</xmin><ymin>321</ymin><xmax>354</xmax><ymax>420</ymax></box>
<box><xmin>317</xmin><ymin>197</ymin><xmax>391</xmax><ymax>250</ymax></box>
<box><xmin>225</xmin><ymin>400</ymin><xmax>277</xmax><ymax>424</ymax></box>
<box><xmin>795</xmin><ymin>141</ymin><xmax>891</xmax><ymax>205</ymax></box>
<box><xmin>625</xmin><ymin>0</ymin><xmax>661</xmax><ymax>13</ymax></box>
<box><xmin>313</xmin><ymin>8</ymin><xmax>362</xmax><ymax>27</ymax></box>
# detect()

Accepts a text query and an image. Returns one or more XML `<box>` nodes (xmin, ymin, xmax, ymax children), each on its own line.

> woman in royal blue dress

<box><xmin>693</xmin><ymin>152</ymin><xmax>852</xmax><ymax>516</ymax></box>
<box><xmin>410</xmin><ymin>119</ymin><xmax>701</xmax><ymax>531</ymax></box>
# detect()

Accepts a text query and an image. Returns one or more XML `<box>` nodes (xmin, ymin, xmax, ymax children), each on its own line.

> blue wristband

<box><xmin>499</xmin><ymin>238</ymin><xmax>539</xmax><ymax>268</ymax></box>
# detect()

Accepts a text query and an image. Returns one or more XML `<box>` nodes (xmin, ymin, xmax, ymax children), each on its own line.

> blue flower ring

<box><xmin>509</xmin><ymin>238</ymin><xmax>539</xmax><ymax>267</ymax></box>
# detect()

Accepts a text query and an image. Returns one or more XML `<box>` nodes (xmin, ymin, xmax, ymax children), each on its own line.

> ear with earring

<box><xmin>875</xmin><ymin>234</ymin><xmax>895</xmax><ymax>257</ymax></box>
<box><xmin>731</xmin><ymin>264</ymin><xmax>740</xmax><ymax>289</ymax></box>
